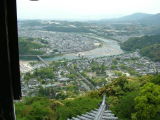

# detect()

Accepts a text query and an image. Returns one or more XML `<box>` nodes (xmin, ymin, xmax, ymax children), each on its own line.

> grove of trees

<box><xmin>121</xmin><ymin>35</ymin><xmax>160</xmax><ymax>61</ymax></box>
<box><xmin>16</xmin><ymin>74</ymin><xmax>160</xmax><ymax>120</ymax></box>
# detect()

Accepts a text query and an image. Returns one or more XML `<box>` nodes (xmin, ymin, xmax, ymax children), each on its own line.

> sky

<box><xmin>17</xmin><ymin>0</ymin><xmax>160</xmax><ymax>21</ymax></box>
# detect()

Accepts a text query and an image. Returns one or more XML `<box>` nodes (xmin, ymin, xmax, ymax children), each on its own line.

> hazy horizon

<box><xmin>17</xmin><ymin>0</ymin><xmax>160</xmax><ymax>21</ymax></box>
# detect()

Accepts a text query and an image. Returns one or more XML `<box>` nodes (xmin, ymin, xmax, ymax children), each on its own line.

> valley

<box><xmin>17</xmin><ymin>12</ymin><xmax>160</xmax><ymax>120</ymax></box>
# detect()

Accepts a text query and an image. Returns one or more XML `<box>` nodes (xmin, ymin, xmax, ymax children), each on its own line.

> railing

<box><xmin>94</xmin><ymin>95</ymin><xmax>106</xmax><ymax>120</ymax></box>
<box><xmin>68</xmin><ymin>94</ymin><xmax>118</xmax><ymax>120</ymax></box>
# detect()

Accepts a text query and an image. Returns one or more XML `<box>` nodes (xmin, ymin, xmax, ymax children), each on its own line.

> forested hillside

<box><xmin>16</xmin><ymin>74</ymin><xmax>160</xmax><ymax>120</ymax></box>
<box><xmin>140</xmin><ymin>44</ymin><xmax>160</xmax><ymax>61</ymax></box>
<box><xmin>121</xmin><ymin>35</ymin><xmax>160</xmax><ymax>51</ymax></box>
<box><xmin>121</xmin><ymin>35</ymin><xmax>160</xmax><ymax>61</ymax></box>
<box><xmin>19</xmin><ymin>37</ymin><xmax>46</xmax><ymax>55</ymax></box>
<box><xmin>99</xmin><ymin>74</ymin><xmax>160</xmax><ymax>120</ymax></box>
<box><xmin>15</xmin><ymin>92</ymin><xmax>101</xmax><ymax>120</ymax></box>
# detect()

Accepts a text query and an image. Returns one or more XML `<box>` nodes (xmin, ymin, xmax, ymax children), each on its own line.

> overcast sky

<box><xmin>17</xmin><ymin>0</ymin><xmax>160</xmax><ymax>21</ymax></box>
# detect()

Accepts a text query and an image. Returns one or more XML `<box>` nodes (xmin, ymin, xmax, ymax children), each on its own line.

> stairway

<box><xmin>67</xmin><ymin>95</ymin><xmax>118</xmax><ymax>120</ymax></box>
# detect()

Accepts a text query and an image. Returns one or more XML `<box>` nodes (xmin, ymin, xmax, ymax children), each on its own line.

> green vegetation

<box><xmin>17</xmin><ymin>74</ymin><xmax>160</xmax><ymax>120</ymax></box>
<box><xmin>24</xmin><ymin>67</ymin><xmax>55</xmax><ymax>83</ymax></box>
<box><xmin>121</xmin><ymin>35</ymin><xmax>160</xmax><ymax>61</ymax></box>
<box><xmin>37</xmin><ymin>87</ymin><xmax>57</xmax><ymax>99</ymax></box>
<box><xmin>44</xmin><ymin>26</ymin><xmax>91</xmax><ymax>33</ymax></box>
<box><xmin>56</xmin><ymin>94</ymin><xmax>101</xmax><ymax>120</ymax></box>
<box><xmin>121</xmin><ymin>35</ymin><xmax>160</xmax><ymax>51</ymax></box>
<box><xmin>140</xmin><ymin>44</ymin><xmax>160</xmax><ymax>61</ymax></box>
<box><xmin>20</xmin><ymin>20</ymin><xmax>42</xmax><ymax>27</ymax></box>
<box><xmin>19</xmin><ymin>37</ymin><xmax>46</xmax><ymax>55</ymax></box>
<box><xmin>15</xmin><ymin>93</ymin><xmax>101</xmax><ymax>120</ymax></box>
<box><xmin>33</xmin><ymin>67</ymin><xmax>55</xmax><ymax>79</ymax></box>
<box><xmin>99</xmin><ymin>74</ymin><xmax>160</xmax><ymax>120</ymax></box>
<box><xmin>119</xmin><ymin>64</ymin><xmax>139</xmax><ymax>76</ymax></box>
<box><xmin>15</xmin><ymin>97</ymin><xmax>56</xmax><ymax>120</ymax></box>
<box><xmin>133</xmin><ymin>83</ymin><xmax>160</xmax><ymax>120</ymax></box>
<box><xmin>90</xmin><ymin>61</ymin><xmax>106</xmax><ymax>74</ymax></box>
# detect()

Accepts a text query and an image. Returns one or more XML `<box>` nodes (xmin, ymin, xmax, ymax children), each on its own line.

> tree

<box><xmin>33</xmin><ymin>67</ymin><xmax>55</xmax><ymax>79</ymax></box>
<box><xmin>132</xmin><ymin>83</ymin><xmax>160</xmax><ymax>120</ymax></box>
<box><xmin>115</xmin><ymin>91</ymin><xmax>138</xmax><ymax>120</ymax></box>
<box><xmin>15</xmin><ymin>97</ymin><xmax>56</xmax><ymax>120</ymax></box>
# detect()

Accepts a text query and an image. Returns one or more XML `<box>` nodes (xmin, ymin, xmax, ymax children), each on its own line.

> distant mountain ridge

<box><xmin>113</xmin><ymin>13</ymin><xmax>153</xmax><ymax>21</ymax></box>
<box><xmin>96</xmin><ymin>13</ymin><xmax>160</xmax><ymax>25</ymax></box>
<box><xmin>139</xmin><ymin>13</ymin><xmax>160</xmax><ymax>25</ymax></box>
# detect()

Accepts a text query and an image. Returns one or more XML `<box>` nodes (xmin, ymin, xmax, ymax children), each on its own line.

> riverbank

<box><xmin>19</xmin><ymin>35</ymin><xmax>123</xmax><ymax>62</ymax></box>
<box><xmin>45</xmin><ymin>35</ymin><xmax>123</xmax><ymax>61</ymax></box>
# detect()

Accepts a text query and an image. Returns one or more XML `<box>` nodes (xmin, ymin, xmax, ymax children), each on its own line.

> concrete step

<box><xmin>102</xmin><ymin>116</ymin><xmax>118</xmax><ymax>120</ymax></box>
<box><xmin>82</xmin><ymin>114</ymin><xmax>95</xmax><ymax>119</ymax></box>
<box><xmin>86</xmin><ymin>112</ymin><xmax>96</xmax><ymax>117</ymax></box>
<box><xmin>71</xmin><ymin>117</ymin><xmax>81</xmax><ymax>120</ymax></box>
<box><xmin>104</xmin><ymin>110</ymin><xmax>112</xmax><ymax>113</ymax></box>
<box><xmin>103</xmin><ymin>113</ymin><xmax>115</xmax><ymax>117</ymax></box>
<box><xmin>77</xmin><ymin>115</ymin><xmax>92</xmax><ymax>120</ymax></box>
<box><xmin>90</xmin><ymin>110</ymin><xmax>98</xmax><ymax>114</ymax></box>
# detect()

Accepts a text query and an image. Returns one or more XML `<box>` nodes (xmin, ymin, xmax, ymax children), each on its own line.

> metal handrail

<box><xmin>94</xmin><ymin>95</ymin><xmax>106</xmax><ymax>120</ymax></box>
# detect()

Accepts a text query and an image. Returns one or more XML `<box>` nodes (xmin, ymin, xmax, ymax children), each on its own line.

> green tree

<box><xmin>15</xmin><ymin>97</ymin><xmax>56</xmax><ymax>120</ymax></box>
<box><xmin>33</xmin><ymin>67</ymin><xmax>55</xmax><ymax>79</ymax></box>
<box><xmin>132</xmin><ymin>83</ymin><xmax>160</xmax><ymax>120</ymax></box>
<box><xmin>115</xmin><ymin>91</ymin><xmax>138</xmax><ymax>120</ymax></box>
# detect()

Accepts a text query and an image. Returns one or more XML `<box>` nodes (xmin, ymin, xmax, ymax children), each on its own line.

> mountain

<box><xmin>121</xmin><ymin>35</ymin><xmax>160</xmax><ymax>51</ymax></box>
<box><xmin>120</xmin><ymin>35</ymin><xmax>160</xmax><ymax>61</ymax></box>
<box><xmin>140</xmin><ymin>44</ymin><xmax>160</xmax><ymax>62</ymax></box>
<box><xmin>94</xmin><ymin>13</ymin><xmax>153</xmax><ymax>23</ymax></box>
<box><xmin>139</xmin><ymin>13</ymin><xmax>160</xmax><ymax>25</ymax></box>
<box><xmin>96</xmin><ymin>13</ymin><xmax>160</xmax><ymax>24</ymax></box>
<box><xmin>114</xmin><ymin>13</ymin><xmax>153</xmax><ymax>21</ymax></box>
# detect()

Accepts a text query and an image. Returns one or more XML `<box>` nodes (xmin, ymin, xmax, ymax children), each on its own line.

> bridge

<box><xmin>36</xmin><ymin>55</ymin><xmax>49</xmax><ymax>66</ymax></box>
<box><xmin>68</xmin><ymin>95</ymin><xmax>118</xmax><ymax>120</ymax></box>
<box><xmin>19</xmin><ymin>55</ymin><xmax>49</xmax><ymax>57</ymax></box>
<box><xmin>20</xmin><ymin>55</ymin><xmax>49</xmax><ymax>66</ymax></box>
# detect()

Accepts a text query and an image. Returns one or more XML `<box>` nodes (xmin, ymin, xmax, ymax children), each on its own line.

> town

<box><xmin>20</xmin><ymin>51</ymin><xmax>160</xmax><ymax>97</ymax></box>
<box><xmin>18</xmin><ymin>20</ymin><xmax>160</xmax><ymax>98</ymax></box>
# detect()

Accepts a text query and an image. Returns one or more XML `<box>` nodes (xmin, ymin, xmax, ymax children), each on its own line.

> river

<box><xmin>44</xmin><ymin>35</ymin><xmax>123</xmax><ymax>61</ymax></box>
